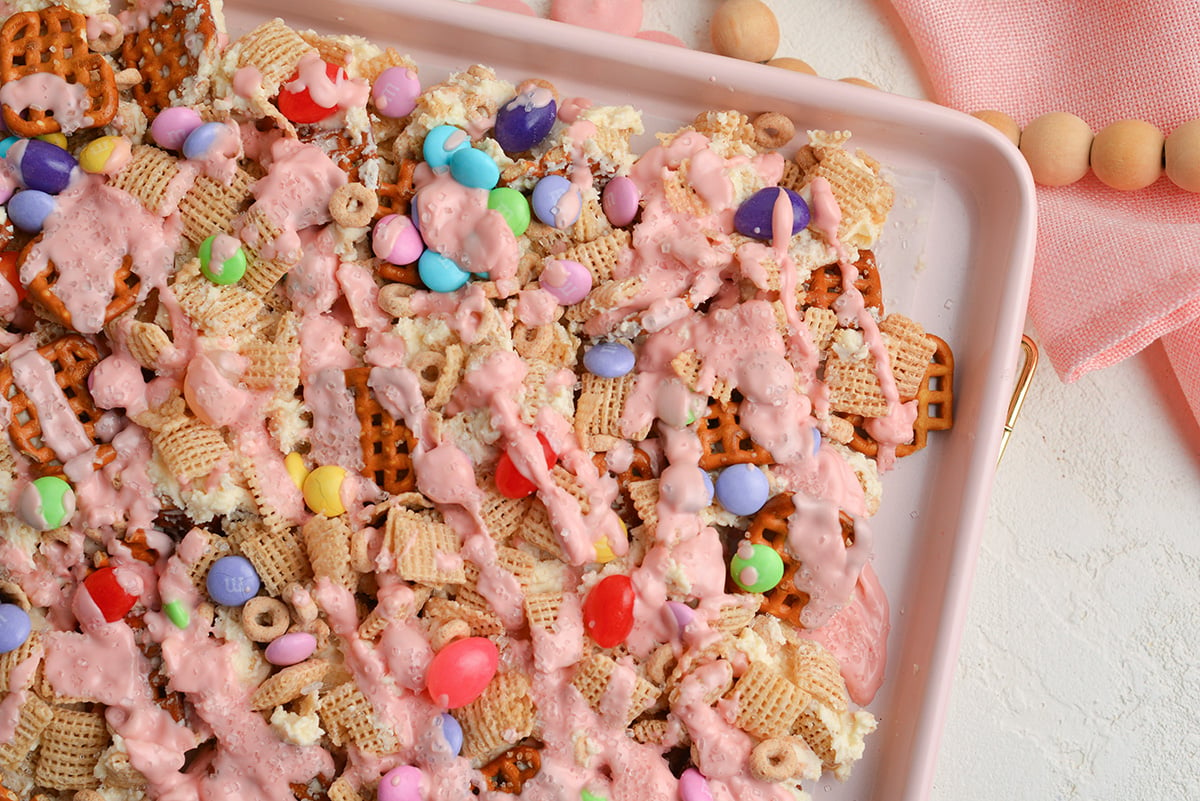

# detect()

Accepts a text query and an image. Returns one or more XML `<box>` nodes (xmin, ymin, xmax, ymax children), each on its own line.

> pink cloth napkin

<box><xmin>888</xmin><ymin>0</ymin><xmax>1200</xmax><ymax>423</ymax></box>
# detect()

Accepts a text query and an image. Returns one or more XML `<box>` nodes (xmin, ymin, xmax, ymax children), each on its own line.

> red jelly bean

<box><xmin>277</xmin><ymin>61</ymin><xmax>342</xmax><ymax>124</ymax></box>
<box><xmin>426</xmin><ymin>636</ymin><xmax>499</xmax><ymax>709</ymax></box>
<box><xmin>582</xmin><ymin>574</ymin><xmax>635</xmax><ymax>648</ymax></box>
<box><xmin>0</xmin><ymin>251</ymin><xmax>24</xmax><ymax>303</ymax></box>
<box><xmin>494</xmin><ymin>432</ymin><xmax>556</xmax><ymax>499</ymax></box>
<box><xmin>83</xmin><ymin>566</ymin><xmax>138</xmax><ymax>622</ymax></box>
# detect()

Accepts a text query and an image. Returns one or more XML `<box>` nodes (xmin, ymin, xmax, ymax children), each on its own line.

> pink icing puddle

<box><xmin>0</xmin><ymin>73</ymin><xmax>94</xmax><ymax>133</ymax></box>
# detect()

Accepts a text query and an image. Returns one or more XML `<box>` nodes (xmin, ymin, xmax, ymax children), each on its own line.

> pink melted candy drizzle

<box><xmin>798</xmin><ymin>562</ymin><xmax>890</xmax><ymax>705</ymax></box>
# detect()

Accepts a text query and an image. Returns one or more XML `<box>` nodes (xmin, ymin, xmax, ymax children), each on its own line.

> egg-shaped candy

<box><xmin>372</xmin><ymin>213</ymin><xmax>424</xmax><ymax>265</ymax></box>
<box><xmin>206</xmin><ymin>555</ymin><xmax>261</xmax><ymax>606</ymax></box>
<box><xmin>79</xmin><ymin>135</ymin><xmax>132</xmax><ymax>175</ymax></box>
<box><xmin>277</xmin><ymin>61</ymin><xmax>343</xmax><ymax>125</ymax></box>
<box><xmin>284</xmin><ymin>452</ymin><xmax>309</xmax><ymax>489</ymax></box>
<box><xmin>679</xmin><ymin>768</ymin><xmax>715</xmax><ymax>801</ymax></box>
<box><xmin>582</xmin><ymin>574</ymin><xmax>635</xmax><ymax>648</ymax></box>
<box><xmin>378</xmin><ymin>766</ymin><xmax>423</xmax><ymax>801</ymax></box>
<box><xmin>538</xmin><ymin>258</ymin><xmax>592</xmax><ymax>305</ymax></box>
<box><xmin>730</xmin><ymin>541</ymin><xmax>785</xmax><ymax>593</ymax></box>
<box><xmin>531</xmin><ymin>174</ymin><xmax>582</xmax><ymax>229</ymax></box>
<box><xmin>423</xmin><ymin>125</ymin><xmax>471</xmax><ymax>170</ymax></box>
<box><xmin>493</xmin><ymin>86</ymin><xmax>557</xmax><ymax>154</ymax></box>
<box><xmin>371</xmin><ymin>66</ymin><xmax>420</xmax><ymax>119</ymax></box>
<box><xmin>426</xmin><ymin>636</ymin><xmax>499</xmax><ymax>708</ymax></box>
<box><xmin>182</xmin><ymin>121</ymin><xmax>236</xmax><ymax>161</ymax></box>
<box><xmin>83</xmin><ymin>566</ymin><xmax>139</xmax><ymax>622</ymax></box>
<box><xmin>35</xmin><ymin>132</ymin><xmax>67</xmax><ymax>149</ymax></box>
<box><xmin>418</xmin><ymin>250</ymin><xmax>470</xmax><ymax>293</ymax></box>
<box><xmin>487</xmin><ymin>187</ymin><xmax>531</xmax><ymax>236</ymax></box>
<box><xmin>150</xmin><ymin>106</ymin><xmax>203</xmax><ymax>150</ymax></box>
<box><xmin>0</xmin><ymin>604</ymin><xmax>31</xmax><ymax>654</ymax></box>
<box><xmin>303</xmin><ymin>464</ymin><xmax>347</xmax><ymax>516</ymax></box>
<box><xmin>715</xmin><ymin>463</ymin><xmax>770</xmax><ymax>516</ymax></box>
<box><xmin>198</xmin><ymin>234</ymin><xmax>247</xmax><ymax>285</ymax></box>
<box><xmin>17</xmin><ymin>475</ymin><xmax>75</xmax><ymax>531</ymax></box>
<box><xmin>265</xmin><ymin>631</ymin><xmax>318</xmax><ymax>666</ymax></box>
<box><xmin>14</xmin><ymin>139</ymin><xmax>77</xmax><ymax>195</ymax></box>
<box><xmin>601</xmin><ymin>176</ymin><xmax>639</xmax><ymax>227</ymax></box>
<box><xmin>0</xmin><ymin>136</ymin><xmax>19</xmax><ymax>158</ymax></box>
<box><xmin>162</xmin><ymin>599</ymin><xmax>190</xmax><ymax>629</ymax></box>
<box><xmin>436</xmin><ymin>712</ymin><xmax>463</xmax><ymax>756</ymax></box>
<box><xmin>583</xmin><ymin>342</ymin><xmax>635</xmax><ymax>378</ymax></box>
<box><xmin>449</xmin><ymin>146</ymin><xmax>499</xmax><ymax>190</ymax></box>
<box><xmin>8</xmin><ymin>189</ymin><xmax>56</xmax><ymax>233</ymax></box>
<box><xmin>734</xmin><ymin>187</ymin><xmax>810</xmax><ymax>240</ymax></box>
<box><xmin>495</xmin><ymin>432</ymin><xmax>556</xmax><ymax>499</ymax></box>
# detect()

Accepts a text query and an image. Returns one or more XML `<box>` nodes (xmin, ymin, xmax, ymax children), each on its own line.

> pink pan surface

<box><xmin>223</xmin><ymin>1</ymin><xmax>1037</xmax><ymax>798</ymax></box>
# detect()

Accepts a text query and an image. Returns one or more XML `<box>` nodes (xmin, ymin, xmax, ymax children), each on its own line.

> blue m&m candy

<box><xmin>418</xmin><ymin>249</ymin><xmax>470</xmax><ymax>293</ymax></box>
<box><xmin>714</xmin><ymin>463</ymin><xmax>770</xmax><ymax>516</ymax></box>
<box><xmin>733</xmin><ymin>187</ymin><xmax>810</xmax><ymax>241</ymax></box>
<box><xmin>8</xmin><ymin>189</ymin><xmax>56</xmax><ymax>232</ymax></box>
<box><xmin>14</xmin><ymin>139</ymin><xmax>77</xmax><ymax>195</ymax></box>
<box><xmin>531</xmin><ymin>174</ymin><xmax>582</xmax><ymax>229</ymax></box>
<box><xmin>449</xmin><ymin>146</ymin><xmax>499</xmax><ymax>190</ymax></box>
<box><xmin>436</xmin><ymin>712</ymin><xmax>463</xmax><ymax>755</ymax></box>
<box><xmin>182</xmin><ymin>121</ymin><xmax>230</xmax><ymax>161</ymax></box>
<box><xmin>206</xmin><ymin>555</ymin><xmax>261</xmax><ymax>606</ymax></box>
<box><xmin>583</xmin><ymin>342</ymin><xmax>635</xmax><ymax>378</ymax></box>
<box><xmin>423</xmin><ymin>125</ymin><xmax>471</xmax><ymax>170</ymax></box>
<box><xmin>493</xmin><ymin>87</ymin><xmax>557</xmax><ymax>154</ymax></box>
<box><xmin>0</xmin><ymin>604</ymin><xmax>31</xmax><ymax>654</ymax></box>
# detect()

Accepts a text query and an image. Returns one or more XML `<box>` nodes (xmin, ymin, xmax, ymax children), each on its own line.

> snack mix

<box><xmin>0</xmin><ymin>2</ymin><xmax>955</xmax><ymax>801</ymax></box>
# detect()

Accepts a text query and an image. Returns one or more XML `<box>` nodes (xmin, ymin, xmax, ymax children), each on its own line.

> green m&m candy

<box><xmin>487</xmin><ymin>186</ymin><xmax>531</xmax><ymax>237</ymax></box>
<box><xmin>199</xmin><ymin>233</ymin><xmax>248</xmax><ymax>285</ymax></box>
<box><xmin>730</xmin><ymin>541</ymin><xmax>785</xmax><ymax>593</ymax></box>
<box><xmin>17</xmin><ymin>475</ymin><xmax>75</xmax><ymax>531</ymax></box>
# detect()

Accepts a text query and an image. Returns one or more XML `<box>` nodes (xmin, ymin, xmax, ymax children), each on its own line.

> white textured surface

<box><xmin>465</xmin><ymin>0</ymin><xmax>1200</xmax><ymax>797</ymax></box>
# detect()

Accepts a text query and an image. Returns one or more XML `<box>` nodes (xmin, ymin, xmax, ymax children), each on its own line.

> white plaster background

<box><xmin>463</xmin><ymin>1</ymin><xmax>1200</xmax><ymax>797</ymax></box>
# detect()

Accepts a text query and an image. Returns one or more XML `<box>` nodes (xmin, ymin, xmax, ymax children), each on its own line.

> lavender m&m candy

<box><xmin>583</xmin><ymin>341</ymin><xmax>635</xmax><ymax>378</ymax></box>
<box><xmin>493</xmin><ymin>85</ymin><xmax>557</xmax><ymax>154</ymax></box>
<box><xmin>436</xmin><ymin>712</ymin><xmax>463</xmax><ymax>755</ymax></box>
<box><xmin>538</xmin><ymin>258</ymin><xmax>591</xmax><ymax>305</ymax></box>
<box><xmin>679</xmin><ymin>768</ymin><xmax>714</xmax><ymax>801</ymax></box>
<box><xmin>449</xmin><ymin>146</ymin><xmax>499</xmax><ymax>190</ymax></box>
<box><xmin>0</xmin><ymin>604</ymin><xmax>31</xmax><ymax>654</ymax></box>
<box><xmin>423</xmin><ymin>124</ymin><xmax>470</xmax><ymax>170</ymax></box>
<box><xmin>182</xmin><ymin>121</ymin><xmax>230</xmax><ymax>161</ymax></box>
<box><xmin>733</xmin><ymin>186</ymin><xmax>810</xmax><ymax>240</ymax></box>
<box><xmin>8</xmin><ymin>189</ymin><xmax>56</xmax><ymax>233</ymax></box>
<box><xmin>714</xmin><ymin>463</ymin><xmax>769</xmax><ymax>516</ymax></box>
<box><xmin>418</xmin><ymin>249</ymin><xmax>470</xmax><ymax>293</ymax></box>
<box><xmin>377</xmin><ymin>765</ymin><xmax>423</xmax><ymax>801</ymax></box>
<box><xmin>371</xmin><ymin>66</ymin><xmax>420</xmax><ymax>119</ymax></box>
<box><xmin>264</xmin><ymin>631</ymin><xmax>318</xmax><ymax>666</ymax></box>
<box><xmin>150</xmin><ymin>106</ymin><xmax>203</xmax><ymax>151</ymax></box>
<box><xmin>14</xmin><ymin>139</ymin><xmax>77</xmax><ymax>195</ymax></box>
<box><xmin>531</xmin><ymin>174</ymin><xmax>582</xmax><ymax>229</ymax></box>
<box><xmin>601</xmin><ymin>175</ymin><xmax>639</xmax><ymax>227</ymax></box>
<box><xmin>206</xmin><ymin>555</ymin><xmax>261</xmax><ymax>606</ymax></box>
<box><xmin>372</xmin><ymin>214</ymin><xmax>424</xmax><ymax>265</ymax></box>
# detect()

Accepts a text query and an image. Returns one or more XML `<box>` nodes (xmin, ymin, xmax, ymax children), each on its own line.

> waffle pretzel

<box><xmin>480</xmin><ymin>743</ymin><xmax>542</xmax><ymax>794</ymax></box>
<box><xmin>0</xmin><ymin>6</ymin><xmax>117</xmax><ymax>137</ymax></box>
<box><xmin>744</xmin><ymin>493</ymin><xmax>856</xmax><ymax>628</ymax></box>
<box><xmin>804</xmin><ymin>250</ymin><xmax>883</xmax><ymax>314</ymax></box>
<box><xmin>22</xmin><ymin>239</ymin><xmax>141</xmax><ymax>332</ymax></box>
<box><xmin>0</xmin><ymin>334</ymin><xmax>115</xmax><ymax>472</ymax></box>
<box><xmin>343</xmin><ymin>366</ymin><xmax>419</xmax><ymax>494</ymax></box>
<box><xmin>846</xmin><ymin>333</ymin><xmax>955</xmax><ymax>458</ymax></box>
<box><xmin>696</xmin><ymin>397</ymin><xmax>774</xmax><ymax>470</ymax></box>
<box><xmin>120</xmin><ymin>0</ymin><xmax>219</xmax><ymax>118</ymax></box>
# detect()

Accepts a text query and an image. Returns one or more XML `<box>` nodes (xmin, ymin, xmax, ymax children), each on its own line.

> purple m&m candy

<box><xmin>13</xmin><ymin>139</ymin><xmax>77</xmax><ymax>195</ymax></box>
<box><xmin>714</xmin><ymin>463</ymin><xmax>770</xmax><ymax>516</ymax></box>
<box><xmin>150</xmin><ymin>106</ymin><xmax>203</xmax><ymax>151</ymax></box>
<box><xmin>0</xmin><ymin>604</ymin><xmax>31</xmax><ymax>654</ymax></box>
<box><xmin>601</xmin><ymin>176</ymin><xmax>639</xmax><ymax>227</ymax></box>
<box><xmin>371</xmin><ymin>66</ymin><xmax>420</xmax><ymax>119</ymax></box>
<box><xmin>8</xmin><ymin>189</ymin><xmax>56</xmax><ymax>233</ymax></box>
<box><xmin>531</xmin><ymin>174</ymin><xmax>582</xmax><ymax>229</ymax></box>
<box><xmin>436</xmin><ymin>712</ymin><xmax>463</xmax><ymax>755</ymax></box>
<box><xmin>733</xmin><ymin>187</ymin><xmax>810</xmax><ymax>241</ymax></box>
<box><xmin>583</xmin><ymin>342</ymin><xmax>635</xmax><ymax>378</ymax></box>
<box><xmin>493</xmin><ymin>85</ymin><xmax>557</xmax><ymax>153</ymax></box>
<box><xmin>206</xmin><ymin>555</ymin><xmax>261</xmax><ymax>606</ymax></box>
<box><xmin>378</xmin><ymin>765</ymin><xmax>423</xmax><ymax>801</ymax></box>
<box><xmin>264</xmin><ymin>631</ymin><xmax>317</xmax><ymax>666</ymax></box>
<box><xmin>372</xmin><ymin>214</ymin><xmax>424</xmax><ymax>265</ymax></box>
<box><xmin>538</xmin><ymin>259</ymin><xmax>592</xmax><ymax>305</ymax></box>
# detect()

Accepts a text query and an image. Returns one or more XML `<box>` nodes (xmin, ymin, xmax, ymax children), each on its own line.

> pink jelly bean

<box><xmin>264</xmin><ymin>631</ymin><xmax>317</xmax><ymax>666</ymax></box>
<box><xmin>150</xmin><ymin>106</ymin><xmax>203</xmax><ymax>151</ymax></box>
<box><xmin>679</xmin><ymin>768</ymin><xmax>714</xmax><ymax>801</ymax></box>
<box><xmin>426</xmin><ymin>637</ymin><xmax>498</xmax><ymax>709</ymax></box>
<box><xmin>601</xmin><ymin>175</ymin><xmax>639</xmax><ymax>227</ymax></box>
<box><xmin>372</xmin><ymin>66</ymin><xmax>421</xmax><ymax>119</ymax></box>
<box><xmin>372</xmin><ymin>214</ymin><xmax>424</xmax><ymax>265</ymax></box>
<box><xmin>377</xmin><ymin>765</ymin><xmax>423</xmax><ymax>801</ymax></box>
<box><xmin>538</xmin><ymin>259</ymin><xmax>592</xmax><ymax>305</ymax></box>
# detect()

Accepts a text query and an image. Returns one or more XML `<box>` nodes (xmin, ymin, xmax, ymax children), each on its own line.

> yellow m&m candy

<box><xmin>302</xmin><ymin>465</ymin><xmax>346</xmax><ymax>516</ymax></box>
<box><xmin>79</xmin><ymin>135</ymin><xmax>132</xmax><ymax>175</ymax></box>
<box><xmin>284</xmin><ymin>452</ymin><xmax>309</xmax><ymax>490</ymax></box>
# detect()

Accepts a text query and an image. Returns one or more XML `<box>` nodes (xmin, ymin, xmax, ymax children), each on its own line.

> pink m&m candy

<box><xmin>151</xmin><ymin>106</ymin><xmax>203</xmax><ymax>151</ymax></box>
<box><xmin>372</xmin><ymin>66</ymin><xmax>421</xmax><ymax>119</ymax></box>
<box><xmin>538</xmin><ymin>259</ymin><xmax>592</xmax><ymax>305</ymax></box>
<box><xmin>679</xmin><ymin>768</ymin><xmax>714</xmax><ymax>801</ymax></box>
<box><xmin>426</xmin><ymin>636</ymin><xmax>498</xmax><ymax>709</ymax></box>
<box><xmin>377</xmin><ymin>765</ymin><xmax>423</xmax><ymax>801</ymax></box>
<box><xmin>372</xmin><ymin>214</ymin><xmax>424</xmax><ymax>265</ymax></box>
<box><xmin>601</xmin><ymin>176</ymin><xmax>639</xmax><ymax>227</ymax></box>
<box><xmin>264</xmin><ymin>631</ymin><xmax>317</xmax><ymax>666</ymax></box>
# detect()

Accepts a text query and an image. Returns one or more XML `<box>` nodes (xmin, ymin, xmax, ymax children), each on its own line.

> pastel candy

<box><xmin>17</xmin><ymin>475</ymin><xmax>75</xmax><ymax>530</ymax></box>
<box><xmin>583</xmin><ymin>342</ymin><xmax>635</xmax><ymax>378</ymax></box>
<box><xmin>15</xmin><ymin>138</ymin><xmax>77</xmax><ymax>195</ymax></box>
<box><xmin>601</xmin><ymin>176</ymin><xmax>639</xmax><ymax>226</ymax></box>
<box><xmin>426</xmin><ymin>636</ymin><xmax>498</xmax><ymax>708</ymax></box>
<box><xmin>151</xmin><ymin>106</ymin><xmax>203</xmax><ymax>150</ymax></box>
<box><xmin>8</xmin><ymin>189</ymin><xmax>56</xmax><ymax>232</ymax></box>
<box><xmin>436</xmin><ymin>712</ymin><xmax>463</xmax><ymax>755</ymax></box>
<box><xmin>715</xmin><ymin>463</ymin><xmax>770</xmax><ymax>516</ymax></box>
<box><xmin>84</xmin><ymin>566</ymin><xmax>139</xmax><ymax>622</ymax></box>
<box><xmin>730</xmin><ymin>541</ymin><xmax>785</xmax><ymax>593</ymax></box>
<box><xmin>449</xmin><ymin>146</ymin><xmax>499</xmax><ymax>190</ymax></box>
<box><xmin>733</xmin><ymin>186</ymin><xmax>810</xmax><ymax>240</ymax></box>
<box><xmin>372</xmin><ymin>214</ymin><xmax>424</xmax><ymax>265</ymax></box>
<box><xmin>493</xmin><ymin>86</ymin><xmax>557</xmax><ymax>153</ymax></box>
<box><xmin>265</xmin><ymin>631</ymin><xmax>318</xmax><ymax>666</ymax></box>
<box><xmin>418</xmin><ymin>249</ymin><xmax>470</xmax><ymax>293</ymax></box>
<box><xmin>372</xmin><ymin>66</ymin><xmax>420</xmax><ymax>118</ymax></box>
<box><xmin>538</xmin><ymin>258</ymin><xmax>592</xmax><ymax>304</ymax></box>
<box><xmin>303</xmin><ymin>464</ymin><xmax>347</xmax><ymax>516</ymax></box>
<box><xmin>198</xmin><ymin>234</ymin><xmax>247</xmax><ymax>285</ymax></box>
<box><xmin>531</xmin><ymin>174</ymin><xmax>582</xmax><ymax>228</ymax></box>
<box><xmin>79</xmin><ymin>135</ymin><xmax>132</xmax><ymax>175</ymax></box>
<box><xmin>162</xmin><ymin>599</ymin><xmax>190</xmax><ymax>629</ymax></box>
<box><xmin>487</xmin><ymin>186</ymin><xmax>531</xmax><ymax>236</ymax></box>
<box><xmin>679</xmin><ymin>768</ymin><xmax>714</xmax><ymax>801</ymax></box>
<box><xmin>206</xmin><ymin>555</ymin><xmax>261</xmax><ymax>606</ymax></box>
<box><xmin>0</xmin><ymin>604</ymin><xmax>31</xmax><ymax>654</ymax></box>
<box><xmin>182</xmin><ymin>121</ymin><xmax>229</xmax><ymax>161</ymax></box>
<box><xmin>423</xmin><ymin>124</ymin><xmax>470</xmax><ymax>170</ymax></box>
<box><xmin>378</xmin><ymin>765</ymin><xmax>423</xmax><ymax>801</ymax></box>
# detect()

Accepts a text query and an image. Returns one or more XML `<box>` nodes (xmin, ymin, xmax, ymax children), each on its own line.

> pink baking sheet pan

<box><xmin>223</xmin><ymin>1</ymin><xmax>1038</xmax><ymax>798</ymax></box>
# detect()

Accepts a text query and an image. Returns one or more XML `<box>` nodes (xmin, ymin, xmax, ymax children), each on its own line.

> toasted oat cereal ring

<box><xmin>241</xmin><ymin>596</ymin><xmax>291</xmax><ymax>642</ymax></box>
<box><xmin>329</xmin><ymin>182</ymin><xmax>378</xmax><ymax>228</ymax></box>
<box><xmin>753</xmin><ymin>112</ymin><xmax>795</xmax><ymax>150</ymax></box>
<box><xmin>750</xmin><ymin>737</ymin><xmax>807</xmax><ymax>782</ymax></box>
<box><xmin>85</xmin><ymin>14</ymin><xmax>123</xmax><ymax>53</ymax></box>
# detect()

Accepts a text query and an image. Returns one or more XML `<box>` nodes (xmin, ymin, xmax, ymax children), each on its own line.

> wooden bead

<box><xmin>1020</xmin><ymin>112</ymin><xmax>1093</xmax><ymax>186</ymax></box>
<box><xmin>971</xmin><ymin>110</ymin><xmax>1020</xmax><ymax>146</ymax></box>
<box><xmin>711</xmin><ymin>0</ymin><xmax>780</xmax><ymax>63</ymax></box>
<box><xmin>839</xmin><ymin>77</ymin><xmax>879</xmax><ymax>90</ymax></box>
<box><xmin>1090</xmin><ymin>119</ymin><xmax>1163</xmax><ymax>191</ymax></box>
<box><xmin>1165</xmin><ymin>119</ymin><xmax>1200</xmax><ymax>192</ymax></box>
<box><xmin>767</xmin><ymin>57</ymin><xmax>817</xmax><ymax>76</ymax></box>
